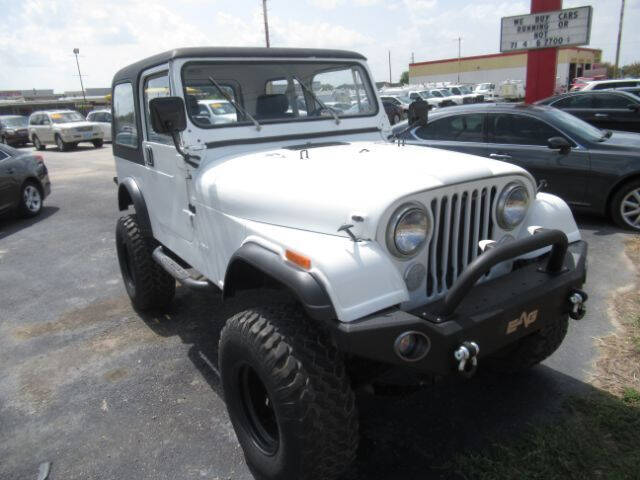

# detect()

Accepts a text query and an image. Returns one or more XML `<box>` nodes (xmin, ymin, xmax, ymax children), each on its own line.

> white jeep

<box><xmin>112</xmin><ymin>47</ymin><xmax>587</xmax><ymax>480</ymax></box>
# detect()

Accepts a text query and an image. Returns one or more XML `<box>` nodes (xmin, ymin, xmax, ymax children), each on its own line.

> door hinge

<box><xmin>188</xmin><ymin>203</ymin><xmax>196</xmax><ymax>214</ymax></box>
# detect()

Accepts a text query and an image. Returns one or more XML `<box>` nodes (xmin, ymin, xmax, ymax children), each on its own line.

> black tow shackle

<box><xmin>454</xmin><ymin>341</ymin><xmax>480</xmax><ymax>378</ymax></box>
<box><xmin>568</xmin><ymin>289</ymin><xmax>588</xmax><ymax>320</ymax></box>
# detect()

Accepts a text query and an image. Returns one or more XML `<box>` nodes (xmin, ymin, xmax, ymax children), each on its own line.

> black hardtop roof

<box><xmin>112</xmin><ymin>47</ymin><xmax>367</xmax><ymax>84</ymax></box>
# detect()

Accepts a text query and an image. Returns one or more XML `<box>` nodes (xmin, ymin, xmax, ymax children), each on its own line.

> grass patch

<box><xmin>452</xmin><ymin>392</ymin><xmax>640</xmax><ymax>480</ymax></box>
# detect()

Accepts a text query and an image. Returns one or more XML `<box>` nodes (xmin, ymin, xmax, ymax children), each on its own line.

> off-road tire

<box><xmin>486</xmin><ymin>315</ymin><xmax>569</xmax><ymax>374</ymax></box>
<box><xmin>18</xmin><ymin>180</ymin><xmax>43</xmax><ymax>217</ymax></box>
<box><xmin>219</xmin><ymin>305</ymin><xmax>359</xmax><ymax>480</ymax></box>
<box><xmin>115</xmin><ymin>214</ymin><xmax>175</xmax><ymax>311</ymax></box>
<box><xmin>55</xmin><ymin>134</ymin><xmax>69</xmax><ymax>152</ymax></box>
<box><xmin>610</xmin><ymin>179</ymin><xmax>640</xmax><ymax>231</ymax></box>
<box><xmin>93</xmin><ymin>139</ymin><xmax>104</xmax><ymax>148</ymax></box>
<box><xmin>33</xmin><ymin>135</ymin><xmax>45</xmax><ymax>151</ymax></box>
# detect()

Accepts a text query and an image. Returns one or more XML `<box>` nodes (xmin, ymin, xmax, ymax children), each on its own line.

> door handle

<box><xmin>145</xmin><ymin>146</ymin><xmax>154</xmax><ymax>166</ymax></box>
<box><xmin>594</xmin><ymin>113</ymin><xmax>608</xmax><ymax>118</ymax></box>
<box><xmin>489</xmin><ymin>153</ymin><xmax>512</xmax><ymax>160</ymax></box>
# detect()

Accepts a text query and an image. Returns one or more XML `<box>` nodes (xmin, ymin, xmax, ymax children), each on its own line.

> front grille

<box><xmin>425</xmin><ymin>186</ymin><xmax>497</xmax><ymax>299</ymax></box>
<box><xmin>75</xmin><ymin>126</ymin><xmax>93</xmax><ymax>132</ymax></box>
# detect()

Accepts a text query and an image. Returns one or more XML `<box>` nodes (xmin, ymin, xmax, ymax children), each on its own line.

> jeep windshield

<box><xmin>50</xmin><ymin>112</ymin><xmax>85</xmax><ymax>124</ymax></box>
<box><xmin>182</xmin><ymin>61</ymin><xmax>377</xmax><ymax>128</ymax></box>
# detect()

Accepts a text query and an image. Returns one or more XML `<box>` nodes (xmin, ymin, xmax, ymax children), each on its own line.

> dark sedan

<box><xmin>382</xmin><ymin>100</ymin><xmax>405</xmax><ymax>125</ymax></box>
<box><xmin>0</xmin><ymin>144</ymin><xmax>51</xmax><ymax>217</ymax></box>
<box><xmin>536</xmin><ymin>90</ymin><xmax>640</xmax><ymax>133</ymax></box>
<box><xmin>0</xmin><ymin>115</ymin><xmax>30</xmax><ymax>147</ymax></box>
<box><xmin>394</xmin><ymin>103</ymin><xmax>640</xmax><ymax>231</ymax></box>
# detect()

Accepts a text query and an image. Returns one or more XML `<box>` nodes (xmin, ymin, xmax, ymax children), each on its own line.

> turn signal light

<box><xmin>285</xmin><ymin>249</ymin><xmax>311</xmax><ymax>270</ymax></box>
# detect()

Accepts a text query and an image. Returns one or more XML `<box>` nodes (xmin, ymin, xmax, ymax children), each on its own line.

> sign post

<box><xmin>499</xmin><ymin>1</ymin><xmax>593</xmax><ymax>103</ymax></box>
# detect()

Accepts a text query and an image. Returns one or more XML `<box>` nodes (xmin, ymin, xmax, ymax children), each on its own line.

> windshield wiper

<box><xmin>599</xmin><ymin>129</ymin><xmax>613</xmax><ymax>142</ymax></box>
<box><xmin>293</xmin><ymin>76</ymin><xmax>341</xmax><ymax>125</ymax></box>
<box><xmin>207</xmin><ymin>75</ymin><xmax>261</xmax><ymax>131</ymax></box>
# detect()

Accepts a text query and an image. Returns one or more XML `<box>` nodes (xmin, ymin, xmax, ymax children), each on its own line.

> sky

<box><xmin>0</xmin><ymin>0</ymin><xmax>638</xmax><ymax>91</ymax></box>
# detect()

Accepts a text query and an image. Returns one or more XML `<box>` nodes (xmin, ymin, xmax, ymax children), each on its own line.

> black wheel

<box><xmin>55</xmin><ymin>134</ymin><xmax>68</xmax><ymax>152</ymax></box>
<box><xmin>93</xmin><ymin>139</ymin><xmax>104</xmax><ymax>148</ymax></box>
<box><xmin>485</xmin><ymin>315</ymin><xmax>569</xmax><ymax>374</ymax></box>
<box><xmin>33</xmin><ymin>135</ymin><xmax>45</xmax><ymax>151</ymax></box>
<box><xmin>219</xmin><ymin>305</ymin><xmax>358</xmax><ymax>480</ymax></box>
<box><xmin>18</xmin><ymin>180</ymin><xmax>43</xmax><ymax>217</ymax></box>
<box><xmin>611</xmin><ymin>179</ymin><xmax>640</xmax><ymax>231</ymax></box>
<box><xmin>115</xmin><ymin>214</ymin><xmax>175</xmax><ymax>311</ymax></box>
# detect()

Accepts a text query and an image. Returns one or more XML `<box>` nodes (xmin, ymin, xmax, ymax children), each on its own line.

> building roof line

<box><xmin>410</xmin><ymin>47</ymin><xmax>601</xmax><ymax>67</ymax></box>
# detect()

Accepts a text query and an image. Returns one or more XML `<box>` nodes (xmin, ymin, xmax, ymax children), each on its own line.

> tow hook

<box><xmin>454</xmin><ymin>341</ymin><xmax>480</xmax><ymax>378</ymax></box>
<box><xmin>568</xmin><ymin>289</ymin><xmax>588</xmax><ymax>320</ymax></box>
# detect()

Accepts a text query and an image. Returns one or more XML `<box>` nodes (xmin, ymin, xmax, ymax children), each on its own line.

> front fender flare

<box><xmin>223</xmin><ymin>242</ymin><xmax>336</xmax><ymax>322</ymax></box>
<box><xmin>117</xmin><ymin>177</ymin><xmax>152</xmax><ymax>237</ymax></box>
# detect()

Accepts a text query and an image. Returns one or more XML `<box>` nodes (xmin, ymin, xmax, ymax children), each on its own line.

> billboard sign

<box><xmin>500</xmin><ymin>6</ymin><xmax>592</xmax><ymax>52</ymax></box>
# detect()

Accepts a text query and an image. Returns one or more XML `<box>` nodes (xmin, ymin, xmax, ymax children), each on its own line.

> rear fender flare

<box><xmin>117</xmin><ymin>177</ymin><xmax>152</xmax><ymax>237</ymax></box>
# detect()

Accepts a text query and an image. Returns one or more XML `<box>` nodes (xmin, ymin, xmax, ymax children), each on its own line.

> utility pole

<box><xmin>614</xmin><ymin>0</ymin><xmax>625</xmax><ymax>78</ymax></box>
<box><xmin>72</xmin><ymin>48</ymin><xmax>87</xmax><ymax>109</ymax></box>
<box><xmin>411</xmin><ymin>52</ymin><xmax>415</xmax><ymax>64</ymax></box>
<box><xmin>262</xmin><ymin>0</ymin><xmax>270</xmax><ymax>47</ymax></box>
<box><xmin>388</xmin><ymin>50</ymin><xmax>392</xmax><ymax>83</ymax></box>
<box><xmin>456</xmin><ymin>37</ymin><xmax>462</xmax><ymax>83</ymax></box>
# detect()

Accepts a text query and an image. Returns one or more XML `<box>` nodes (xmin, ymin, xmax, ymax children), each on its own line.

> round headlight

<box><xmin>497</xmin><ymin>182</ymin><xmax>530</xmax><ymax>230</ymax></box>
<box><xmin>387</xmin><ymin>204</ymin><xmax>429</xmax><ymax>257</ymax></box>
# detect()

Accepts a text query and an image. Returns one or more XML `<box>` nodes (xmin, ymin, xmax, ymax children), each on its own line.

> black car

<box><xmin>382</xmin><ymin>100</ymin><xmax>405</xmax><ymax>125</ymax></box>
<box><xmin>0</xmin><ymin>144</ymin><xmax>51</xmax><ymax>217</ymax></box>
<box><xmin>536</xmin><ymin>90</ymin><xmax>640</xmax><ymax>133</ymax></box>
<box><xmin>394</xmin><ymin>103</ymin><xmax>640</xmax><ymax>231</ymax></box>
<box><xmin>614</xmin><ymin>86</ymin><xmax>640</xmax><ymax>99</ymax></box>
<box><xmin>0</xmin><ymin>115</ymin><xmax>30</xmax><ymax>147</ymax></box>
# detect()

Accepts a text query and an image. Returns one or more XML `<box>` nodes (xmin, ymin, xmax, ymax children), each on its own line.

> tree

<box><xmin>621</xmin><ymin>62</ymin><xmax>640</xmax><ymax>78</ymax></box>
<box><xmin>400</xmin><ymin>70</ymin><xmax>409</xmax><ymax>85</ymax></box>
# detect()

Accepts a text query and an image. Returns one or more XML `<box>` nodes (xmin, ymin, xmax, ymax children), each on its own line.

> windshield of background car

<box><xmin>182</xmin><ymin>61</ymin><xmax>377</xmax><ymax>128</ymax></box>
<box><xmin>50</xmin><ymin>112</ymin><xmax>85</xmax><ymax>124</ymax></box>
<box><xmin>3</xmin><ymin>117</ymin><xmax>28</xmax><ymax>127</ymax></box>
<box><xmin>544</xmin><ymin>107</ymin><xmax>607</xmax><ymax>142</ymax></box>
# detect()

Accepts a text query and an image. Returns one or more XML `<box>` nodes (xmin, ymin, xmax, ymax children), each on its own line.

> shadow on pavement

<box><xmin>574</xmin><ymin>212</ymin><xmax>630</xmax><ymax>237</ymax></box>
<box><xmin>135</xmin><ymin>287</ymin><xmax>610</xmax><ymax>480</ymax></box>
<box><xmin>0</xmin><ymin>206</ymin><xmax>59</xmax><ymax>240</ymax></box>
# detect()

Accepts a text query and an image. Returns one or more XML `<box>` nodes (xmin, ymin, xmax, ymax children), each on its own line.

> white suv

<box><xmin>86</xmin><ymin>109</ymin><xmax>112</xmax><ymax>142</ymax></box>
<box><xmin>28</xmin><ymin>110</ymin><xmax>103</xmax><ymax>151</ymax></box>
<box><xmin>112</xmin><ymin>47</ymin><xmax>587</xmax><ymax>480</ymax></box>
<box><xmin>580</xmin><ymin>78</ymin><xmax>640</xmax><ymax>91</ymax></box>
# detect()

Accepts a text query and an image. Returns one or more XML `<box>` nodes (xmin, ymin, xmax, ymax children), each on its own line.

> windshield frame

<box><xmin>181</xmin><ymin>60</ymin><xmax>379</xmax><ymax>130</ymax></box>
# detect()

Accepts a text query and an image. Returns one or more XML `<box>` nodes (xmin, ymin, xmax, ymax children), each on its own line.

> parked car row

<box><xmin>0</xmin><ymin>115</ymin><xmax>30</xmax><ymax>147</ymax></box>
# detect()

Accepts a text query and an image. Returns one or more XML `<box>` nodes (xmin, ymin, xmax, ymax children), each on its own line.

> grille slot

<box><xmin>425</xmin><ymin>186</ymin><xmax>497</xmax><ymax>300</ymax></box>
<box><xmin>75</xmin><ymin>126</ymin><xmax>93</xmax><ymax>132</ymax></box>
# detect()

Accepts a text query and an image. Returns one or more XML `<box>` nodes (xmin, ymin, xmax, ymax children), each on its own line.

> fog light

<box><xmin>394</xmin><ymin>331</ymin><xmax>430</xmax><ymax>362</ymax></box>
<box><xmin>404</xmin><ymin>263</ymin><xmax>426</xmax><ymax>291</ymax></box>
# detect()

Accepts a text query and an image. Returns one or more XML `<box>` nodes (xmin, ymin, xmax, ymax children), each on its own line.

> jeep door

<box><xmin>408</xmin><ymin>112</ymin><xmax>489</xmax><ymax>157</ymax></box>
<box><xmin>486</xmin><ymin>112</ymin><xmax>589</xmax><ymax>206</ymax></box>
<box><xmin>140</xmin><ymin>68</ymin><xmax>194</xmax><ymax>243</ymax></box>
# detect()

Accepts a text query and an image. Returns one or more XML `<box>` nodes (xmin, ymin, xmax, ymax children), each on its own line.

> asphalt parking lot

<box><xmin>0</xmin><ymin>145</ymin><xmax>637</xmax><ymax>480</ymax></box>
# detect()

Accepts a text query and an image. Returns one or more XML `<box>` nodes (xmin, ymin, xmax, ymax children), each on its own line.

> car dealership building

<box><xmin>409</xmin><ymin>46</ymin><xmax>601</xmax><ymax>88</ymax></box>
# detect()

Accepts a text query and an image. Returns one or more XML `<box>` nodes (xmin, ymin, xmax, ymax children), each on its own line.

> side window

<box><xmin>86</xmin><ymin>112</ymin><xmax>95</xmax><ymax>121</ymax></box>
<box><xmin>409</xmin><ymin>92</ymin><xmax>420</xmax><ymax>100</ymax></box>
<box><xmin>113</xmin><ymin>83</ymin><xmax>138</xmax><ymax>148</ymax></box>
<box><xmin>488</xmin><ymin>114</ymin><xmax>562</xmax><ymax>146</ymax></box>
<box><xmin>143</xmin><ymin>73</ymin><xmax>173</xmax><ymax>145</ymax></box>
<box><xmin>553</xmin><ymin>95</ymin><xmax>593</xmax><ymax>108</ymax></box>
<box><xmin>415</xmin><ymin>114</ymin><xmax>484</xmax><ymax>142</ymax></box>
<box><xmin>105</xmin><ymin>112</ymin><xmax>112</xmax><ymax>123</ymax></box>
<box><xmin>42</xmin><ymin>115</ymin><xmax>50</xmax><ymax>125</ymax></box>
<box><xmin>593</xmin><ymin>93</ymin><xmax>634</xmax><ymax>109</ymax></box>
<box><xmin>451</xmin><ymin>88</ymin><xmax>461</xmax><ymax>95</ymax></box>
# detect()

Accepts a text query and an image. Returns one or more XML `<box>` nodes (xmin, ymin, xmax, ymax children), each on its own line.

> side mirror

<box><xmin>149</xmin><ymin>97</ymin><xmax>187</xmax><ymax>134</ymax></box>
<box><xmin>408</xmin><ymin>98</ymin><xmax>429</xmax><ymax>127</ymax></box>
<box><xmin>547</xmin><ymin>136</ymin><xmax>571</xmax><ymax>154</ymax></box>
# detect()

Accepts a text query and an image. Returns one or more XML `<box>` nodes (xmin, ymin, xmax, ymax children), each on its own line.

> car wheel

<box><xmin>18</xmin><ymin>181</ymin><xmax>43</xmax><ymax>217</ymax></box>
<box><xmin>219</xmin><ymin>304</ymin><xmax>359</xmax><ymax>480</ymax></box>
<box><xmin>55</xmin><ymin>134</ymin><xmax>68</xmax><ymax>152</ymax></box>
<box><xmin>393</xmin><ymin>114</ymin><xmax>400</xmax><ymax>125</ymax></box>
<box><xmin>93</xmin><ymin>139</ymin><xmax>104</xmax><ymax>148</ymax></box>
<box><xmin>115</xmin><ymin>214</ymin><xmax>175</xmax><ymax>311</ymax></box>
<box><xmin>611</xmin><ymin>179</ymin><xmax>640</xmax><ymax>231</ymax></box>
<box><xmin>33</xmin><ymin>135</ymin><xmax>45</xmax><ymax>151</ymax></box>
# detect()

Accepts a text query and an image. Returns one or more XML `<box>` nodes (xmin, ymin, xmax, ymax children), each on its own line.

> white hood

<box><xmin>197</xmin><ymin>141</ymin><xmax>531</xmax><ymax>238</ymax></box>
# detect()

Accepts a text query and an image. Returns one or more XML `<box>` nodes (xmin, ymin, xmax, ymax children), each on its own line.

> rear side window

<box><xmin>113</xmin><ymin>83</ymin><xmax>138</xmax><ymax>148</ymax></box>
<box><xmin>487</xmin><ymin>114</ymin><xmax>561</xmax><ymax>146</ymax></box>
<box><xmin>415</xmin><ymin>114</ymin><xmax>484</xmax><ymax>142</ymax></box>
<box><xmin>593</xmin><ymin>93</ymin><xmax>635</xmax><ymax>109</ymax></box>
<box><xmin>553</xmin><ymin>95</ymin><xmax>593</xmax><ymax>108</ymax></box>
<box><xmin>143</xmin><ymin>73</ymin><xmax>173</xmax><ymax>145</ymax></box>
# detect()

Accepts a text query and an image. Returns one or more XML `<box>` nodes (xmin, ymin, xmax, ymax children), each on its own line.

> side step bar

<box><xmin>152</xmin><ymin>246</ymin><xmax>212</xmax><ymax>290</ymax></box>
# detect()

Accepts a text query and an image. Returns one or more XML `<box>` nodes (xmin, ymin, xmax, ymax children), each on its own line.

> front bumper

<box><xmin>330</xmin><ymin>232</ymin><xmax>587</xmax><ymax>376</ymax></box>
<box><xmin>60</xmin><ymin>131</ymin><xmax>102</xmax><ymax>142</ymax></box>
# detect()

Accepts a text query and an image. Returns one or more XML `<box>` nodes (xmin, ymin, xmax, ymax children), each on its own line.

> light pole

<box><xmin>262</xmin><ymin>0</ymin><xmax>270</xmax><ymax>47</ymax></box>
<box><xmin>73</xmin><ymin>48</ymin><xmax>87</xmax><ymax>109</ymax></box>
<box><xmin>614</xmin><ymin>0</ymin><xmax>626</xmax><ymax>78</ymax></box>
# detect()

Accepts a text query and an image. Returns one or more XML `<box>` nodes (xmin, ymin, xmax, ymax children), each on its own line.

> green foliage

<box><xmin>621</xmin><ymin>62</ymin><xmax>640</xmax><ymax>78</ymax></box>
<box><xmin>400</xmin><ymin>71</ymin><xmax>409</xmax><ymax>85</ymax></box>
